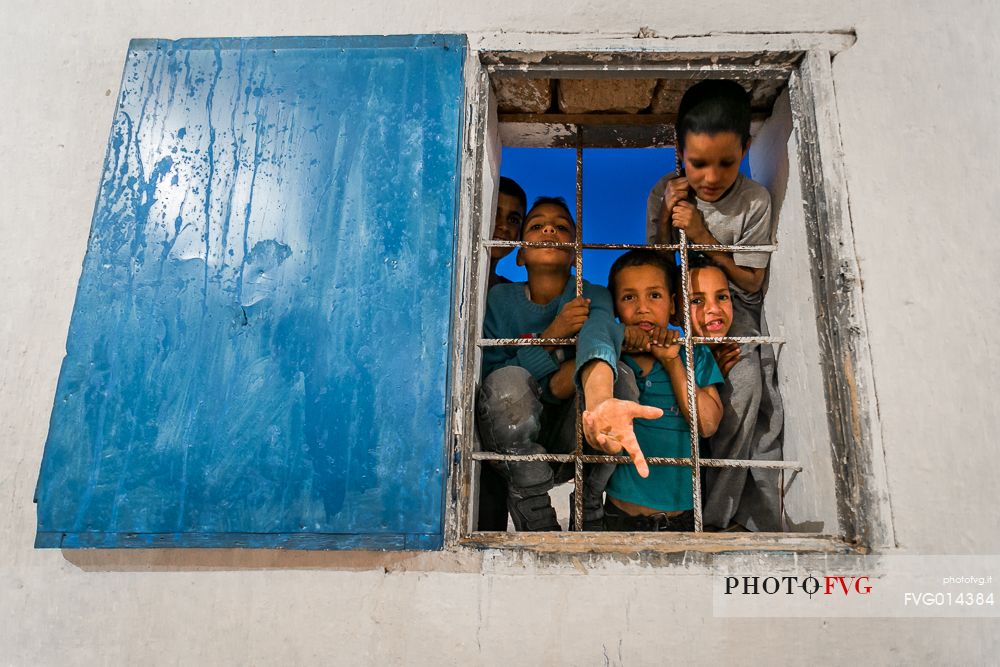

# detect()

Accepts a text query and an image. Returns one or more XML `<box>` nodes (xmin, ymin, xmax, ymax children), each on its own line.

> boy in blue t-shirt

<box><xmin>603</xmin><ymin>250</ymin><xmax>724</xmax><ymax>531</ymax></box>
<box><xmin>477</xmin><ymin>198</ymin><xmax>661</xmax><ymax>531</ymax></box>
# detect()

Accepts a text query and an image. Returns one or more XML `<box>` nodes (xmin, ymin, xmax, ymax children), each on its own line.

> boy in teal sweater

<box><xmin>478</xmin><ymin>198</ymin><xmax>660</xmax><ymax>531</ymax></box>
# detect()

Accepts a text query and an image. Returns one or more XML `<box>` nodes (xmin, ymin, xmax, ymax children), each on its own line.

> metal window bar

<box><xmin>484</xmin><ymin>240</ymin><xmax>779</xmax><ymax>253</ymax></box>
<box><xmin>573</xmin><ymin>133</ymin><xmax>586</xmax><ymax>531</ymax></box>
<box><xmin>480</xmin><ymin>336</ymin><xmax>786</xmax><ymax>347</ymax></box>
<box><xmin>471</xmin><ymin>452</ymin><xmax>802</xmax><ymax>469</ymax></box>
<box><xmin>671</xmin><ymin>149</ymin><xmax>700</xmax><ymax>530</ymax></box>
<box><xmin>476</xmin><ymin>135</ymin><xmax>799</xmax><ymax>533</ymax></box>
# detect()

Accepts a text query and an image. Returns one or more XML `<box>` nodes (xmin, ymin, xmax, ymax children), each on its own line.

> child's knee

<box><xmin>481</xmin><ymin>366</ymin><xmax>536</xmax><ymax>402</ymax></box>
<box><xmin>477</xmin><ymin>366</ymin><xmax>543</xmax><ymax>450</ymax></box>
<box><xmin>613</xmin><ymin>360</ymin><xmax>640</xmax><ymax>402</ymax></box>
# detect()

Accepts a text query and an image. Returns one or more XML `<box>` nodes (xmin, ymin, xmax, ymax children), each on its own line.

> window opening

<box><xmin>496</xmin><ymin>147</ymin><xmax>751</xmax><ymax>286</ymax></box>
<box><xmin>474</xmin><ymin>130</ymin><xmax>801</xmax><ymax>534</ymax></box>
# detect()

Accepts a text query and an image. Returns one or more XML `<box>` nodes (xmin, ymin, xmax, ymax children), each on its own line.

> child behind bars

<box><xmin>602</xmin><ymin>250</ymin><xmax>724</xmax><ymax>531</ymax></box>
<box><xmin>476</xmin><ymin>198</ymin><xmax>659</xmax><ymax>531</ymax></box>
<box><xmin>647</xmin><ymin>79</ymin><xmax>784</xmax><ymax>531</ymax></box>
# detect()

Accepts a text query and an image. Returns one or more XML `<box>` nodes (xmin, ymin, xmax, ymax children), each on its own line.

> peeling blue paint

<box><xmin>35</xmin><ymin>35</ymin><xmax>467</xmax><ymax>550</ymax></box>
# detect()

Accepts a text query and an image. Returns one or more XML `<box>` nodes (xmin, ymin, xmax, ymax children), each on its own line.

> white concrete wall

<box><xmin>751</xmin><ymin>89</ymin><xmax>841</xmax><ymax>533</ymax></box>
<box><xmin>2</xmin><ymin>0</ymin><xmax>998</xmax><ymax>663</ymax></box>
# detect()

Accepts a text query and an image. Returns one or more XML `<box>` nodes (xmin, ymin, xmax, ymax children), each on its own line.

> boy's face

<box><xmin>491</xmin><ymin>192</ymin><xmax>524</xmax><ymax>261</ymax></box>
<box><xmin>613</xmin><ymin>265</ymin><xmax>674</xmax><ymax>331</ymax></box>
<box><xmin>681</xmin><ymin>131</ymin><xmax>747</xmax><ymax>202</ymax></box>
<box><xmin>689</xmin><ymin>266</ymin><xmax>733</xmax><ymax>337</ymax></box>
<box><xmin>516</xmin><ymin>203</ymin><xmax>575</xmax><ymax>269</ymax></box>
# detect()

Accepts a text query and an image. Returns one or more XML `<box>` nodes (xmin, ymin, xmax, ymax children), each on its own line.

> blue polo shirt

<box><xmin>606</xmin><ymin>346</ymin><xmax>724</xmax><ymax>512</ymax></box>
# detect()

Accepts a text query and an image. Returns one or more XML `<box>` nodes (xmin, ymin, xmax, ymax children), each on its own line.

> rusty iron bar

<box><xmin>687</xmin><ymin>335</ymin><xmax>786</xmax><ymax>345</ymax></box>
<box><xmin>572</xmin><ymin>134</ymin><xmax>585</xmax><ymax>532</ymax></box>
<box><xmin>574</xmin><ymin>136</ymin><xmax>584</xmax><ymax>298</ymax></box>
<box><xmin>478</xmin><ymin>335</ymin><xmax>786</xmax><ymax>348</ymax></box>
<box><xmin>602</xmin><ymin>243</ymin><xmax>778</xmax><ymax>253</ymax></box>
<box><xmin>483</xmin><ymin>239</ymin><xmax>578</xmax><ymax>248</ymax></box>
<box><xmin>483</xmin><ymin>239</ymin><xmax>778</xmax><ymax>253</ymax></box>
<box><xmin>678</xmin><ymin>228</ymin><xmax>704</xmax><ymax>532</ymax></box>
<box><xmin>479</xmin><ymin>337</ymin><xmax>579</xmax><ymax>346</ymax></box>
<box><xmin>671</xmin><ymin>147</ymin><xmax>705</xmax><ymax>532</ymax></box>
<box><xmin>472</xmin><ymin>451</ymin><xmax>802</xmax><ymax>471</ymax></box>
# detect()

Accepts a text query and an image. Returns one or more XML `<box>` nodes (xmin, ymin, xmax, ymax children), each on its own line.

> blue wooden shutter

<box><xmin>35</xmin><ymin>35</ymin><xmax>466</xmax><ymax>549</ymax></box>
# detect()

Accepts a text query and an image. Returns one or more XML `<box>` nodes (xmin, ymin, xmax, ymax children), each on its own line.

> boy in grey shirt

<box><xmin>648</xmin><ymin>80</ymin><xmax>784</xmax><ymax>531</ymax></box>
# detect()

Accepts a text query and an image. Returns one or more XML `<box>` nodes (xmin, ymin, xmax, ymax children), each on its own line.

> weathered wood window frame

<box><xmin>444</xmin><ymin>33</ymin><xmax>894</xmax><ymax>555</ymax></box>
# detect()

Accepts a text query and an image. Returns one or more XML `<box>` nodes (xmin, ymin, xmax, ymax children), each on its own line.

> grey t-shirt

<box><xmin>645</xmin><ymin>172</ymin><xmax>774</xmax><ymax>270</ymax></box>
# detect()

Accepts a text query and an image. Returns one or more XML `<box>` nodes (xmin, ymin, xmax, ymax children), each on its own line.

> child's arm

<box><xmin>540</xmin><ymin>296</ymin><xmax>590</xmax><ymax>350</ymax></box>
<box><xmin>547</xmin><ymin>360</ymin><xmax>576</xmax><ymax>400</ymax></box>
<box><xmin>648</xmin><ymin>327</ymin><xmax>723</xmax><ymax>437</ymax></box>
<box><xmin>671</xmin><ymin>201</ymin><xmax>765</xmax><ymax>294</ymax></box>
<box><xmin>711</xmin><ymin>342</ymin><xmax>742</xmax><ymax>377</ymax></box>
<box><xmin>579</xmin><ymin>360</ymin><xmax>662</xmax><ymax>478</ymax></box>
<box><xmin>655</xmin><ymin>199</ymin><xmax>673</xmax><ymax>245</ymax></box>
<box><xmin>481</xmin><ymin>292</ymin><xmax>589</xmax><ymax>377</ymax></box>
<box><xmin>480</xmin><ymin>289</ymin><xmax>561</xmax><ymax>387</ymax></box>
<box><xmin>652</xmin><ymin>176</ymin><xmax>765</xmax><ymax>293</ymax></box>
<box><xmin>622</xmin><ymin>324</ymin><xmax>652</xmax><ymax>353</ymax></box>
<box><xmin>536</xmin><ymin>298</ymin><xmax>591</xmax><ymax>399</ymax></box>
<box><xmin>647</xmin><ymin>176</ymin><xmax>671</xmax><ymax>245</ymax></box>
<box><xmin>653</xmin><ymin>175</ymin><xmax>690</xmax><ymax>245</ymax></box>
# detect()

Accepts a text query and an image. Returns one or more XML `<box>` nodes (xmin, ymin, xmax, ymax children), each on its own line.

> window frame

<box><xmin>444</xmin><ymin>36</ymin><xmax>894</xmax><ymax>554</ymax></box>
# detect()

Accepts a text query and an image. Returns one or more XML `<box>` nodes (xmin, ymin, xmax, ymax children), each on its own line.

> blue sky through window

<box><xmin>496</xmin><ymin>146</ymin><xmax>752</xmax><ymax>287</ymax></box>
<box><xmin>497</xmin><ymin>146</ymin><xmax>673</xmax><ymax>286</ymax></box>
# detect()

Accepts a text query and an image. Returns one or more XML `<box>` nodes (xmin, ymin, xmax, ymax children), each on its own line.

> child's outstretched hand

<box><xmin>583</xmin><ymin>399</ymin><xmax>663</xmax><ymax>478</ymax></box>
<box><xmin>712</xmin><ymin>342</ymin><xmax>742</xmax><ymax>377</ymax></box>
<box><xmin>541</xmin><ymin>296</ymin><xmax>590</xmax><ymax>340</ymax></box>
<box><xmin>648</xmin><ymin>326</ymin><xmax>681</xmax><ymax>364</ymax></box>
<box><xmin>622</xmin><ymin>324</ymin><xmax>652</xmax><ymax>353</ymax></box>
<box><xmin>671</xmin><ymin>200</ymin><xmax>710</xmax><ymax>243</ymax></box>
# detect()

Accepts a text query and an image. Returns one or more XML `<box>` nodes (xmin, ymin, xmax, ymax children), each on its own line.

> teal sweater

<box><xmin>481</xmin><ymin>279</ymin><xmax>623</xmax><ymax>395</ymax></box>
